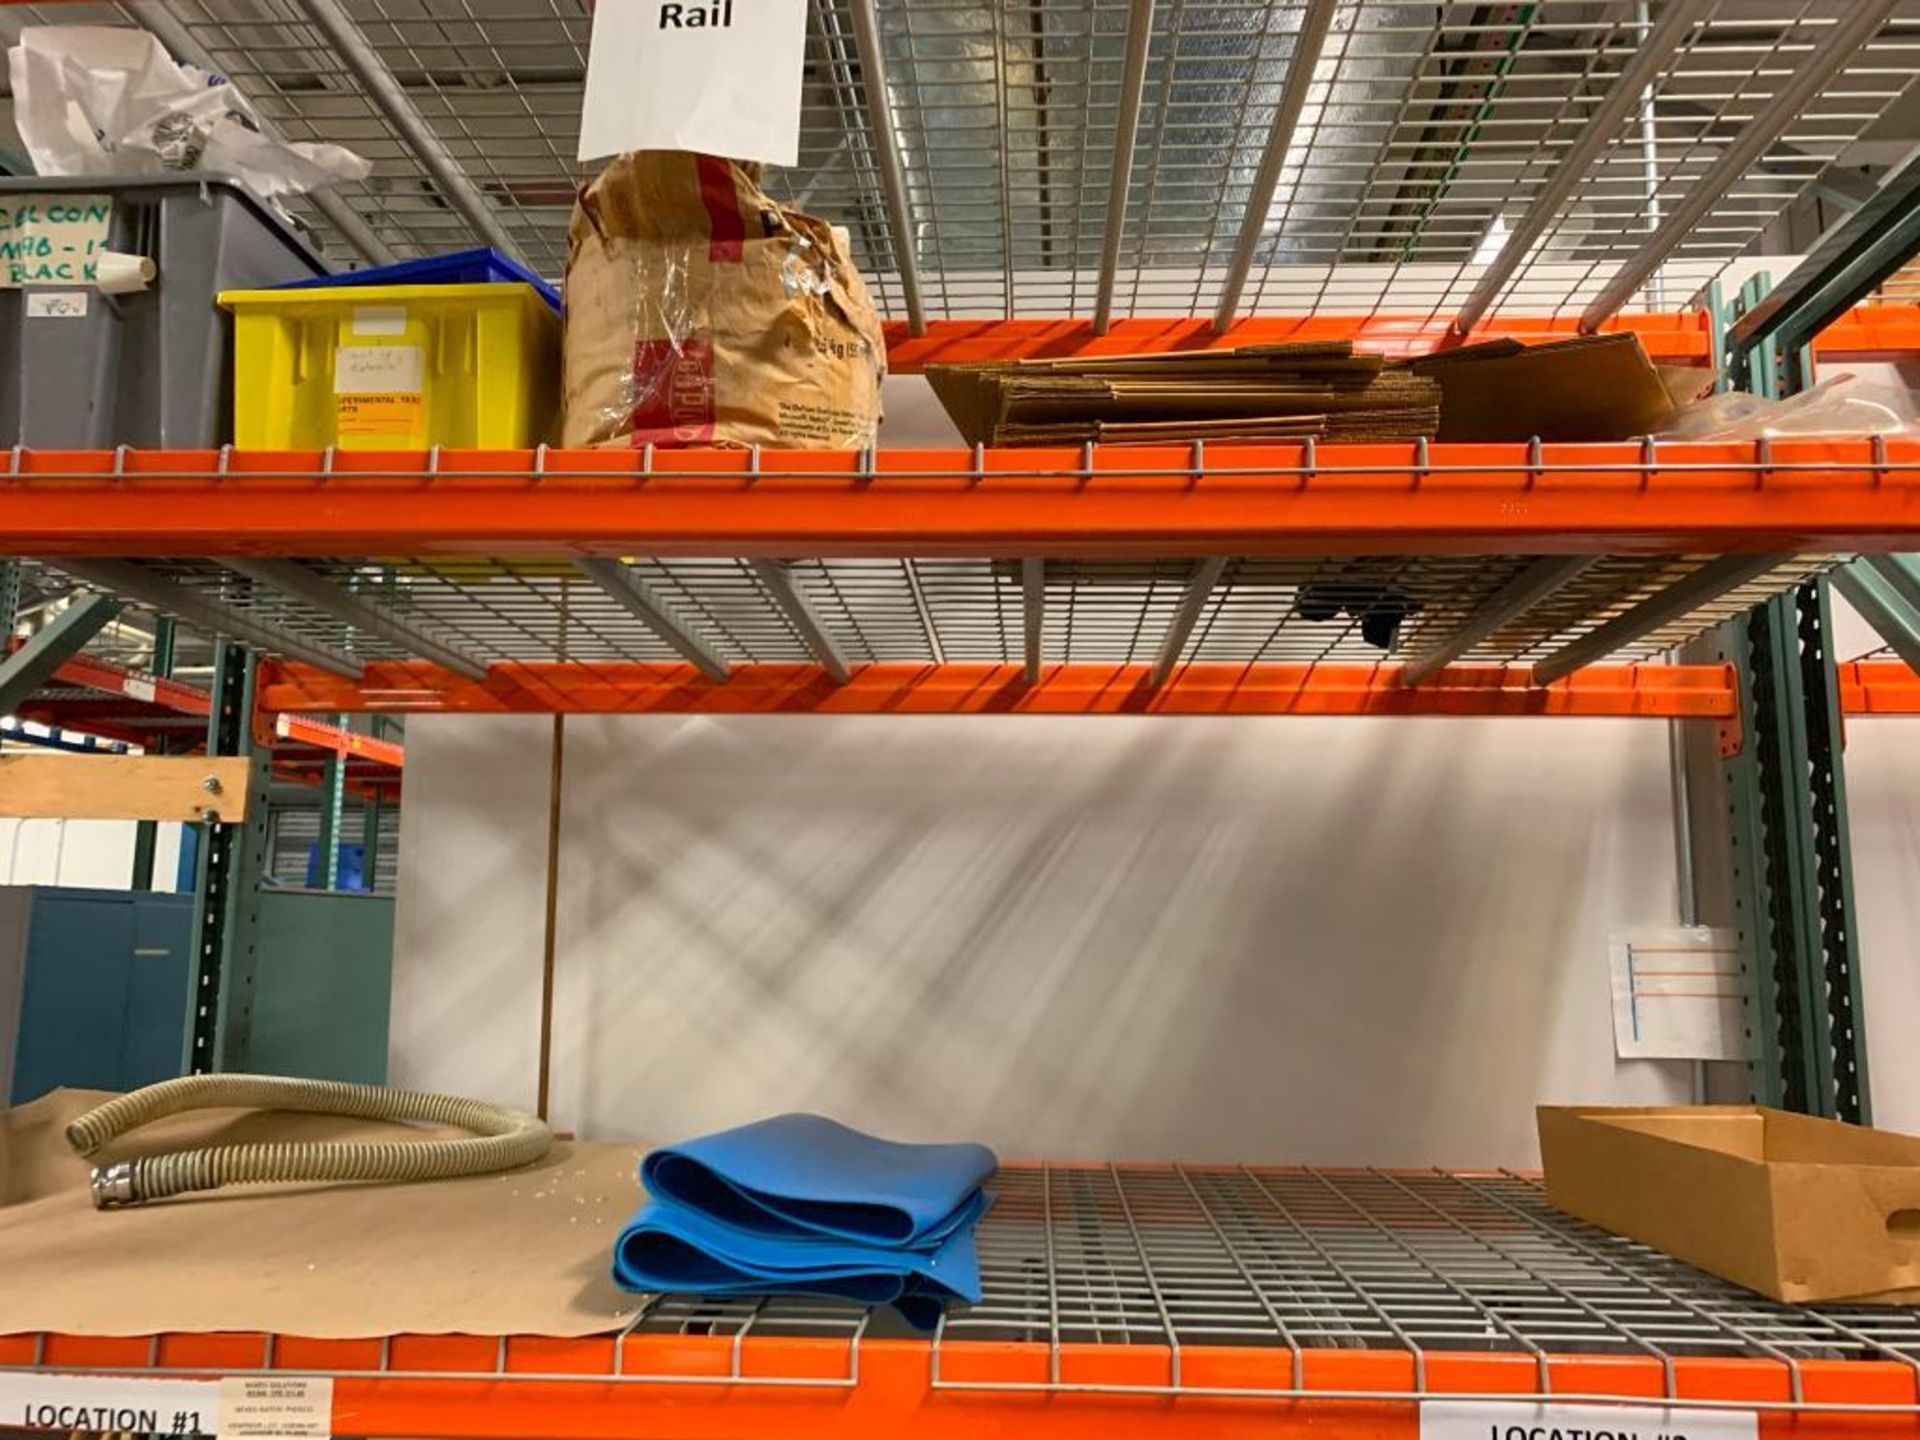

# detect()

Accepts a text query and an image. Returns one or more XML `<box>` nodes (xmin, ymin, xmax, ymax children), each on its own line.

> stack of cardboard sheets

<box><xmin>926</xmin><ymin>342</ymin><xmax>1442</xmax><ymax>447</ymax></box>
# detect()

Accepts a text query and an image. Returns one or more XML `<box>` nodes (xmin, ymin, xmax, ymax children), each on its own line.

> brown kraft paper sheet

<box><xmin>0</xmin><ymin>1089</ymin><xmax>645</xmax><ymax>1338</ymax></box>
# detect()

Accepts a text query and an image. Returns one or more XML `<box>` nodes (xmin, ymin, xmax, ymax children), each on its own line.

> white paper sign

<box><xmin>25</xmin><ymin>291</ymin><xmax>88</xmax><ymax>318</ymax></box>
<box><xmin>578</xmin><ymin>0</ymin><xmax>809</xmax><ymax>166</ymax></box>
<box><xmin>334</xmin><ymin>345</ymin><xmax>425</xmax><ymax>395</ymax></box>
<box><xmin>1423</xmin><ymin>1402</ymin><xmax>1756</xmax><ymax>1440</ymax></box>
<box><xmin>0</xmin><ymin>194</ymin><xmax>112</xmax><ymax>288</ymax></box>
<box><xmin>218</xmin><ymin>1376</ymin><xmax>333</xmax><ymax>1439</ymax></box>
<box><xmin>1608</xmin><ymin>926</ymin><xmax>1745</xmax><ymax>1061</ymax></box>
<box><xmin>0</xmin><ymin>1372</ymin><xmax>218</xmax><ymax>1435</ymax></box>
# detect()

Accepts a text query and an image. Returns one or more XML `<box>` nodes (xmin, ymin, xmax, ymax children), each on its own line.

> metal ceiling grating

<box><xmin>624</xmin><ymin>1165</ymin><xmax>1920</xmax><ymax>1380</ymax></box>
<box><xmin>4</xmin><ymin>1</ymin><xmax>1915</xmax><ymax>318</ymax></box>
<box><xmin>26</xmin><ymin>553</ymin><xmax>1834</xmax><ymax>672</ymax></box>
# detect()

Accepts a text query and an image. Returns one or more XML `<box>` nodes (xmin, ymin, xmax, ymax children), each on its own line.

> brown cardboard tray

<box><xmin>1539</xmin><ymin>1104</ymin><xmax>1920</xmax><ymax>1305</ymax></box>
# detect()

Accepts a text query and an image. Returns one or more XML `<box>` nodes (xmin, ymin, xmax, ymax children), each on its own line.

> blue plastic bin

<box><xmin>306</xmin><ymin>843</ymin><xmax>369</xmax><ymax>892</ymax></box>
<box><xmin>273</xmin><ymin>246</ymin><xmax>560</xmax><ymax>312</ymax></box>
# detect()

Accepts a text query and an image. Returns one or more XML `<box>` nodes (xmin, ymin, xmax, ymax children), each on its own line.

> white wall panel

<box><xmin>389</xmin><ymin>715</ymin><xmax>554</xmax><ymax>1114</ymax></box>
<box><xmin>1832</xmin><ymin>595</ymin><xmax>1920</xmax><ymax>1132</ymax></box>
<box><xmin>397</xmin><ymin>711</ymin><xmax>1694</xmax><ymax>1165</ymax></box>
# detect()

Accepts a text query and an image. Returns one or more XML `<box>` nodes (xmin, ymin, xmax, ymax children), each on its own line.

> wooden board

<box><xmin>0</xmin><ymin>754</ymin><xmax>256</xmax><ymax>821</ymax></box>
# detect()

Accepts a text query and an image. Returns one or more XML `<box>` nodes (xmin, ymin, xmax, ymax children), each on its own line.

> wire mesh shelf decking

<box><xmin>2</xmin><ymin>1</ymin><xmax>1915</xmax><ymax>325</ymax></box>
<box><xmin>935</xmin><ymin>1167</ymin><xmax>1920</xmax><ymax>1390</ymax></box>
<box><xmin>13</xmin><ymin>553</ymin><xmax>1828</xmax><ymax>676</ymax></box>
<box><xmin>5</xmin><ymin>1168</ymin><xmax>1918</xmax><ymax>1413</ymax></box>
<box><xmin>613</xmin><ymin>1167</ymin><xmax>1920</xmax><ymax>1400</ymax></box>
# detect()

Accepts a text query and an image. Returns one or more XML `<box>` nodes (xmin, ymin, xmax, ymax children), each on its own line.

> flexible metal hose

<box><xmin>67</xmin><ymin>1074</ymin><xmax>552</xmax><ymax>1208</ymax></box>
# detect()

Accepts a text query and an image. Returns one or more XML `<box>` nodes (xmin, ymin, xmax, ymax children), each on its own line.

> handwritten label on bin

<box><xmin>0</xmin><ymin>1371</ymin><xmax>218</xmax><ymax>1435</ymax></box>
<box><xmin>0</xmin><ymin>194</ymin><xmax>112</xmax><ymax>287</ymax></box>
<box><xmin>1422</xmin><ymin>1401</ymin><xmax>1758</xmax><ymax>1440</ymax></box>
<box><xmin>25</xmin><ymin>290</ymin><xmax>88</xmax><ymax>318</ymax></box>
<box><xmin>334</xmin><ymin>343</ymin><xmax>426</xmax><ymax>439</ymax></box>
<box><xmin>334</xmin><ymin>345</ymin><xmax>424</xmax><ymax>395</ymax></box>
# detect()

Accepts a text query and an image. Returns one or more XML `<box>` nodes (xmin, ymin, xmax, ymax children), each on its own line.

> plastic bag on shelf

<box><xmin>7</xmin><ymin>27</ymin><xmax>370</xmax><ymax>202</ymax></box>
<box><xmin>1660</xmin><ymin>371</ymin><xmax>1920</xmax><ymax>440</ymax></box>
<box><xmin>561</xmin><ymin>150</ymin><xmax>886</xmax><ymax>450</ymax></box>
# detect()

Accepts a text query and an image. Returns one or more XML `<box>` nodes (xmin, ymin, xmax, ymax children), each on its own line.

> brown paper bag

<box><xmin>561</xmin><ymin>151</ymin><xmax>886</xmax><ymax>450</ymax></box>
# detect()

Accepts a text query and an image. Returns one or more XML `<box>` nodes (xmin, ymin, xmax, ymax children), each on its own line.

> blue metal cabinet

<box><xmin>122</xmin><ymin>894</ymin><xmax>196</xmax><ymax>1088</ymax></box>
<box><xmin>0</xmin><ymin>886</ymin><xmax>192</xmax><ymax>1104</ymax></box>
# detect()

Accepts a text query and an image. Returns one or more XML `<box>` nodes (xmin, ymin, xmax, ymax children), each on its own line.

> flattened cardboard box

<box><xmin>1413</xmin><ymin>334</ymin><xmax>1677</xmax><ymax>442</ymax></box>
<box><xmin>1539</xmin><ymin>1105</ymin><xmax>1920</xmax><ymax>1304</ymax></box>
<box><xmin>925</xmin><ymin>343</ymin><xmax>1441</xmax><ymax>448</ymax></box>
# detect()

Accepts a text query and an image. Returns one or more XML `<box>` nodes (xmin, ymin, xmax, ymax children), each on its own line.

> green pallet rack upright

<box><xmin>1692</xmin><ymin>152</ymin><xmax>1920</xmax><ymax>1120</ymax></box>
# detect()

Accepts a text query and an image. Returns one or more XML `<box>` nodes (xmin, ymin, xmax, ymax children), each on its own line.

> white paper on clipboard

<box><xmin>577</xmin><ymin>0</ymin><xmax>810</xmax><ymax>167</ymax></box>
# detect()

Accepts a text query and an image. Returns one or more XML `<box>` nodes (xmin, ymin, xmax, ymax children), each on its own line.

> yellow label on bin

<box><xmin>337</xmin><ymin>391</ymin><xmax>424</xmax><ymax>437</ymax></box>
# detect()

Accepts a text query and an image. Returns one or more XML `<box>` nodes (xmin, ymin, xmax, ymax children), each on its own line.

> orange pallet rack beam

<box><xmin>0</xmin><ymin>1333</ymin><xmax>1914</xmax><ymax>1440</ymax></box>
<box><xmin>4</xmin><ymin>440</ymin><xmax>1920</xmax><ymax>558</ymax></box>
<box><xmin>883</xmin><ymin>312</ymin><xmax>1718</xmax><ymax>367</ymax></box>
<box><xmin>874</xmin><ymin>305</ymin><xmax>1920</xmax><ymax>369</ymax></box>
<box><xmin>41</xmin><ymin>655</ymin><xmax>404</xmax><ymax>771</ymax></box>
<box><xmin>46</xmin><ymin>652</ymin><xmax>216</xmax><ymax>719</ymax></box>
<box><xmin>268</xmin><ymin>712</ymin><xmax>405</xmax><ymax>770</ymax></box>
<box><xmin>1839</xmin><ymin>660</ymin><xmax>1920</xmax><ymax>714</ymax></box>
<box><xmin>5</xmin><ymin>651</ymin><xmax>403</xmax><ymax>793</ymax></box>
<box><xmin>254</xmin><ymin>659</ymin><xmax>1738</xmax><ymax>719</ymax></box>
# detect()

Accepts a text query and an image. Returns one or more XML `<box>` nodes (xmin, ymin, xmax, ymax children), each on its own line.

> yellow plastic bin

<box><xmin>218</xmin><ymin>282</ymin><xmax>560</xmax><ymax>450</ymax></box>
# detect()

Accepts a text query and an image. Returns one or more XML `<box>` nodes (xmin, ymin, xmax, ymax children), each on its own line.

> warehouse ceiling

<box><xmin>2</xmin><ymin>0</ymin><xmax>1919</xmax><ymax>321</ymax></box>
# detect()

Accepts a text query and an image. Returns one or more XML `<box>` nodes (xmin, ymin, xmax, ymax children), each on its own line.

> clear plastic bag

<box><xmin>1660</xmin><ymin>371</ymin><xmax>1920</xmax><ymax>440</ymax></box>
<box><xmin>7</xmin><ymin>27</ymin><xmax>369</xmax><ymax>202</ymax></box>
<box><xmin>561</xmin><ymin>152</ymin><xmax>885</xmax><ymax>450</ymax></box>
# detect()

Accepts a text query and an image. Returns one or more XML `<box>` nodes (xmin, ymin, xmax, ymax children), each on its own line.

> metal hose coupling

<box><xmin>90</xmin><ymin>1162</ymin><xmax>138</xmax><ymax>1208</ymax></box>
<box><xmin>68</xmin><ymin>1074</ymin><xmax>552</xmax><ymax>1209</ymax></box>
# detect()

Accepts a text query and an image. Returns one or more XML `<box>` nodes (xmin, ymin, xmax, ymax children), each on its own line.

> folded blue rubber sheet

<box><xmin>612</xmin><ymin>1114</ymin><xmax>997</xmax><ymax>1329</ymax></box>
